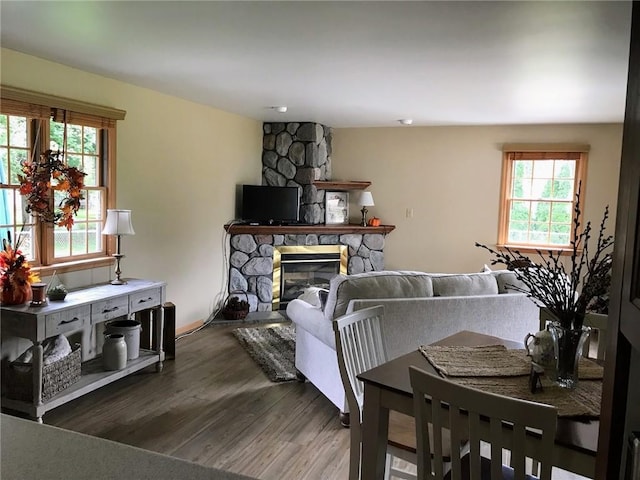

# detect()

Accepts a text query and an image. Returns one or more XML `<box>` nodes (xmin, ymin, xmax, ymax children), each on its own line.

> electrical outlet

<box><xmin>406</xmin><ymin>208</ymin><xmax>414</xmax><ymax>218</ymax></box>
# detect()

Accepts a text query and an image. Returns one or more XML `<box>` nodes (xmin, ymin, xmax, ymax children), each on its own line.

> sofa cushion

<box><xmin>431</xmin><ymin>273</ymin><xmax>498</xmax><ymax>297</ymax></box>
<box><xmin>325</xmin><ymin>271</ymin><xmax>434</xmax><ymax>320</ymax></box>
<box><xmin>493</xmin><ymin>270</ymin><xmax>530</xmax><ymax>294</ymax></box>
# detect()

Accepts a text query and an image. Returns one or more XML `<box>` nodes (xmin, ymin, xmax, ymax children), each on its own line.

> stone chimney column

<box><xmin>262</xmin><ymin>122</ymin><xmax>332</xmax><ymax>224</ymax></box>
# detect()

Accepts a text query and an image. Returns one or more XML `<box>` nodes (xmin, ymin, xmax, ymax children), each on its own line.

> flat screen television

<box><xmin>241</xmin><ymin>185</ymin><xmax>300</xmax><ymax>225</ymax></box>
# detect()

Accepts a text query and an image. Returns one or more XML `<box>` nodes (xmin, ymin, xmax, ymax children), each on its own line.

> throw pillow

<box><xmin>298</xmin><ymin>286</ymin><xmax>329</xmax><ymax>309</ymax></box>
<box><xmin>431</xmin><ymin>273</ymin><xmax>499</xmax><ymax>297</ymax></box>
<box><xmin>326</xmin><ymin>271</ymin><xmax>434</xmax><ymax>319</ymax></box>
<box><xmin>494</xmin><ymin>271</ymin><xmax>530</xmax><ymax>294</ymax></box>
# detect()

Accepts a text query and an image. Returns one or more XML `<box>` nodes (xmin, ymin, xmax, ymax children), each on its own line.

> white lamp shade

<box><xmin>102</xmin><ymin>209</ymin><xmax>135</xmax><ymax>236</ymax></box>
<box><xmin>358</xmin><ymin>191</ymin><xmax>375</xmax><ymax>207</ymax></box>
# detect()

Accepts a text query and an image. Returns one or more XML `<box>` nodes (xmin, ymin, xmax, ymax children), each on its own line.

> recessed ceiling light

<box><xmin>398</xmin><ymin>119</ymin><xmax>413</xmax><ymax>125</ymax></box>
<box><xmin>271</xmin><ymin>106</ymin><xmax>287</xmax><ymax>113</ymax></box>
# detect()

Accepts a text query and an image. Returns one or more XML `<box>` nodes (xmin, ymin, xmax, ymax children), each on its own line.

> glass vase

<box><xmin>549</xmin><ymin>322</ymin><xmax>591</xmax><ymax>389</ymax></box>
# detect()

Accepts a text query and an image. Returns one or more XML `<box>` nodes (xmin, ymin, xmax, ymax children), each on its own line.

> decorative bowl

<box><xmin>47</xmin><ymin>291</ymin><xmax>67</xmax><ymax>301</ymax></box>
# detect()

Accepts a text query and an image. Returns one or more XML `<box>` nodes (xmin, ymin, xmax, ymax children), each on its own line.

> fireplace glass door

<box><xmin>273</xmin><ymin>245</ymin><xmax>347</xmax><ymax>310</ymax></box>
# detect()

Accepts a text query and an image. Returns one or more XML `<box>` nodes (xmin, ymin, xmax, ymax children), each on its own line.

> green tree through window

<box><xmin>499</xmin><ymin>148</ymin><xmax>587</xmax><ymax>249</ymax></box>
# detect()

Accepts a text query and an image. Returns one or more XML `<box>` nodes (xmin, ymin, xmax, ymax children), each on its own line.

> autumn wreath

<box><xmin>19</xmin><ymin>149</ymin><xmax>86</xmax><ymax>230</ymax></box>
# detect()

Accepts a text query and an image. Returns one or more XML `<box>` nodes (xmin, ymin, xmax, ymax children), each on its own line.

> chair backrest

<box><xmin>409</xmin><ymin>366</ymin><xmax>557</xmax><ymax>480</ymax></box>
<box><xmin>333</xmin><ymin>305</ymin><xmax>388</xmax><ymax>420</ymax></box>
<box><xmin>583</xmin><ymin>313</ymin><xmax>608</xmax><ymax>360</ymax></box>
<box><xmin>540</xmin><ymin>309</ymin><xmax>608</xmax><ymax>360</ymax></box>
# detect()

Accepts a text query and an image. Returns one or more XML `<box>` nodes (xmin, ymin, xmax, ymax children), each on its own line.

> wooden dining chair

<box><xmin>334</xmin><ymin>305</ymin><xmax>415</xmax><ymax>479</ymax></box>
<box><xmin>334</xmin><ymin>306</ymin><xmax>463</xmax><ymax>479</ymax></box>
<box><xmin>409</xmin><ymin>366</ymin><xmax>557</xmax><ymax>480</ymax></box>
<box><xmin>539</xmin><ymin>308</ymin><xmax>608</xmax><ymax>360</ymax></box>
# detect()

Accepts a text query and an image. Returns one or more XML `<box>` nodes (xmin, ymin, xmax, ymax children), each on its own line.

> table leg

<box><xmin>32</xmin><ymin>342</ymin><xmax>43</xmax><ymax>407</ymax></box>
<box><xmin>361</xmin><ymin>382</ymin><xmax>390</xmax><ymax>479</ymax></box>
<box><xmin>30</xmin><ymin>341</ymin><xmax>44</xmax><ymax>423</ymax></box>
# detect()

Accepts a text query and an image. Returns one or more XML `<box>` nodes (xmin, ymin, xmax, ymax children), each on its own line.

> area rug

<box><xmin>232</xmin><ymin>324</ymin><xmax>296</xmax><ymax>382</ymax></box>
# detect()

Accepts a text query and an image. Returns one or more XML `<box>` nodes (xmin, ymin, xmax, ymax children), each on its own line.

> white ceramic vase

<box><xmin>103</xmin><ymin>333</ymin><xmax>127</xmax><ymax>371</ymax></box>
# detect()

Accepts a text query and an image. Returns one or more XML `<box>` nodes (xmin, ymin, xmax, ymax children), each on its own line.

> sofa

<box><xmin>286</xmin><ymin>270</ymin><xmax>540</xmax><ymax>420</ymax></box>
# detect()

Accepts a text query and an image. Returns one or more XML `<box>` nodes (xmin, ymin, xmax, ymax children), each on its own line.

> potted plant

<box><xmin>477</xmin><ymin>184</ymin><xmax>613</xmax><ymax>388</ymax></box>
<box><xmin>47</xmin><ymin>283</ymin><xmax>68</xmax><ymax>301</ymax></box>
<box><xmin>0</xmin><ymin>229</ymin><xmax>40</xmax><ymax>305</ymax></box>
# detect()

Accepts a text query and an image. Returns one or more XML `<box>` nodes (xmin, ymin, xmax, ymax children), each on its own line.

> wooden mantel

<box><xmin>224</xmin><ymin>223</ymin><xmax>396</xmax><ymax>235</ymax></box>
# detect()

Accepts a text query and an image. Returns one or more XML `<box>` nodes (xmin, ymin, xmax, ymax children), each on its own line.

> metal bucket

<box><xmin>105</xmin><ymin>319</ymin><xmax>141</xmax><ymax>360</ymax></box>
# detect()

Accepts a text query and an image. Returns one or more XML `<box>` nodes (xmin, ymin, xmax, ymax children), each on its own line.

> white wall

<box><xmin>1</xmin><ymin>48</ymin><xmax>624</xmax><ymax>328</ymax></box>
<box><xmin>1</xmin><ymin>49</ymin><xmax>262</xmax><ymax>331</ymax></box>
<box><xmin>332</xmin><ymin>125</ymin><xmax>622</xmax><ymax>273</ymax></box>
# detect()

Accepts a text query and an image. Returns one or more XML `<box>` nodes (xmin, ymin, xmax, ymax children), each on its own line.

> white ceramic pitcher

<box><xmin>524</xmin><ymin>327</ymin><xmax>556</xmax><ymax>370</ymax></box>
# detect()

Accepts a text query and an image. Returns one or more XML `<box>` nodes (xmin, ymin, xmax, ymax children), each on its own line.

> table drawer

<box><xmin>129</xmin><ymin>288</ymin><xmax>162</xmax><ymax>313</ymax></box>
<box><xmin>92</xmin><ymin>297</ymin><xmax>130</xmax><ymax>324</ymax></box>
<box><xmin>45</xmin><ymin>306</ymin><xmax>90</xmax><ymax>337</ymax></box>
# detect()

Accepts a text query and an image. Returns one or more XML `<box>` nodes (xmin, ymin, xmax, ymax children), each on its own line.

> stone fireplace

<box><xmin>224</xmin><ymin>121</ymin><xmax>394</xmax><ymax>313</ymax></box>
<box><xmin>227</xmin><ymin>229</ymin><xmax>387</xmax><ymax>311</ymax></box>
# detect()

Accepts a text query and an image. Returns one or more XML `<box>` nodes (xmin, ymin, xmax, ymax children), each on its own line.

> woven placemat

<box><xmin>452</xmin><ymin>376</ymin><xmax>602</xmax><ymax>418</ymax></box>
<box><xmin>419</xmin><ymin>345</ymin><xmax>604</xmax><ymax>380</ymax></box>
<box><xmin>419</xmin><ymin>344</ymin><xmax>530</xmax><ymax>377</ymax></box>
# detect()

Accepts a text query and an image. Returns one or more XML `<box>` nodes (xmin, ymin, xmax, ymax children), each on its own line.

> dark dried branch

<box><xmin>476</xmin><ymin>183</ymin><xmax>613</xmax><ymax>330</ymax></box>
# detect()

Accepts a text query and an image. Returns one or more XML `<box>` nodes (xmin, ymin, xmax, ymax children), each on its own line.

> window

<box><xmin>0</xmin><ymin>86</ymin><xmax>125</xmax><ymax>273</ymax></box>
<box><xmin>0</xmin><ymin>115</ymin><xmax>36</xmax><ymax>260</ymax></box>
<box><xmin>498</xmin><ymin>144</ymin><xmax>589</xmax><ymax>251</ymax></box>
<box><xmin>48</xmin><ymin>119</ymin><xmax>106</xmax><ymax>263</ymax></box>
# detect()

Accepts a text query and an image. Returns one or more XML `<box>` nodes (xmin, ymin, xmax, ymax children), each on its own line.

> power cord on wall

<box><xmin>175</xmin><ymin>218</ymin><xmax>241</xmax><ymax>341</ymax></box>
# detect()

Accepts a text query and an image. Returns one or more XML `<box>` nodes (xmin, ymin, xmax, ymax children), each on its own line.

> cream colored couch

<box><xmin>286</xmin><ymin>270</ymin><xmax>539</xmax><ymax>419</ymax></box>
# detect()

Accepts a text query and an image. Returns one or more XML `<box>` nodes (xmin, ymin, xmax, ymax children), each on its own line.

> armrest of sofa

<box><xmin>286</xmin><ymin>299</ymin><xmax>335</xmax><ymax>348</ymax></box>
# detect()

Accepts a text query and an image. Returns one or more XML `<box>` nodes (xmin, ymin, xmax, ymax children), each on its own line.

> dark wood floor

<box><xmin>44</xmin><ymin>322</ymin><xmax>351</xmax><ymax>480</ymax></box>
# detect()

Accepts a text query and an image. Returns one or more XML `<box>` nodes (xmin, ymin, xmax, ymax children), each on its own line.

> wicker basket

<box><xmin>222</xmin><ymin>291</ymin><xmax>250</xmax><ymax>320</ymax></box>
<box><xmin>4</xmin><ymin>343</ymin><xmax>81</xmax><ymax>402</ymax></box>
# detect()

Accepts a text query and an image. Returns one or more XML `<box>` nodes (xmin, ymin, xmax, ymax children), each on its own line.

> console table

<box><xmin>1</xmin><ymin>279</ymin><xmax>166</xmax><ymax>422</ymax></box>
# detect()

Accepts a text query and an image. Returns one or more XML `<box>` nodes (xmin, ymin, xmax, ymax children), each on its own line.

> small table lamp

<box><xmin>358</xmin><ymin>191</ymin><xmax>375</xmax><ymax>226</ymax></box>
<box><xmin>102</xmin><ymin>209</ymin><xmax>135</xmax><ymax>285</ymax></box>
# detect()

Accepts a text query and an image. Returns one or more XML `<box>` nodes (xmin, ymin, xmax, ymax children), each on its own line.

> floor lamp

<box><xmin>102</xmin><ymin>209</ymin><xmax>135</xmax><ymax>285</ymax></box>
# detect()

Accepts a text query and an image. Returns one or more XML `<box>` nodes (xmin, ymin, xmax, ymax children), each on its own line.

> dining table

<box><xmin>357</xmin><ymin>330</ymin><xmax>600</xmax><ymax>479</ymax></box>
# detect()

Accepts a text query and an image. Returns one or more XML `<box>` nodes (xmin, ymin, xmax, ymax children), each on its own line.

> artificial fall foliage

<box><xmin>18</xmin><ymin>149</ymin><xmax>86</xmax><ymax>230</ymax></box>
<box><xmin>0</xmin><ymin>231</ymin><xmax>40</xmax><ymax>295</ymax></box>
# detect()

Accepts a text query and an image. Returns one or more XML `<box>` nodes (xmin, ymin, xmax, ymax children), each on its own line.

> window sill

<box><xmin>496</xmin><ymin>244</ymin><xmax>581</xmax><ymax>256</ymax></box>
<box><xmin>34</xmin><ymin>256</ymin><xmax>114</xmax><ymax>277</ymax></box>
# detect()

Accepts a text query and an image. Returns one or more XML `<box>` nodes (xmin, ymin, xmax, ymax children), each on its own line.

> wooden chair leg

<box><xmin>348</xmin><ymin>420</ymin><xmax>361</xmax><ymax>480</ymax></box>
<box><xmin>340</xmin><ymin>411</ymin><xmax>350</xmax><ymax>428</ymax></box>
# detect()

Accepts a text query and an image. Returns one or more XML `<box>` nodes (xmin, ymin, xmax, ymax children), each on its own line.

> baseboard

<box><xmin>175</xmin><ymin>319</ymin><xmax>204</xmax><ymax>336</ymax></box>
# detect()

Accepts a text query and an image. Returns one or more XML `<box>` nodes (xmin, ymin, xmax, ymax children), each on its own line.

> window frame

<box><xmin>0</xmin><ymin>85</ymin><xmax>125</xmax><ymax>276</ymax></box>
<box><xmin>498</xmin><ymin>144</ymin><xmax>589</xmax><ymax>253</ymax></box>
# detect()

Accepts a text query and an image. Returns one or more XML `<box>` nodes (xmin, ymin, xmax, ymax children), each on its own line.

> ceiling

<box><xmin>0</xmin><ymin>1</ymin><xmax>633</xmax><ymax>128</ymax></box>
